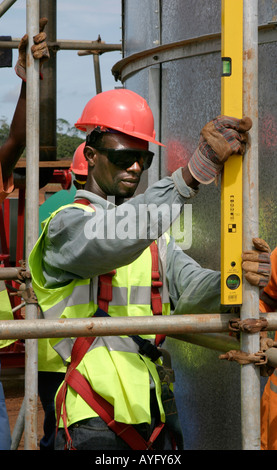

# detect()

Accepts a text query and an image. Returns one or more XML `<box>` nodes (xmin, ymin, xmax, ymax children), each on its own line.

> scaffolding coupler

<box><xmin>229</xmin><ymin>317</ymin><xmax>268</xmax><ymax>334</ymax></box>
<box><xmin>0</xmin><ymin>260</ymin><xmax>31</xmax><ymax>282</ymax></box>
<box><xmin>156</xmin><ymin>348</ymin><xmax>175</xmax><ymax>384</ymax></box>
<box><xmin>219</xmin><ymin>349</ymin><xmax>267</xmax><ymax>366</ymax></box>
<box><xmin>0</xmin><ymin>260</ymin><xmax>37</xmax><ymax>305</ymax></box>
<box><xmin>220</xmin><ymin>325</ymin><xmax>277</xmax><ymax>376</ymax></box>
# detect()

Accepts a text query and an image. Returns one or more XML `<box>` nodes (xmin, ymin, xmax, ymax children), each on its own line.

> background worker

<box><xmin>70</xmin><ymin>142</ymin><xmax>87</xmax><ymax>189</ymax></box>
<box><xmin>259</xmin><ymin>247</ymin><xmax>277</xmax><ymax>450</ymax></box>
<box><xmin>28</xmin><ymin>90</ymin><xmax>268</xmax><ymax>450</ymax></box>
<box><xmin>38</xmin><ymin>142</ymin><xmax>87</xmax><ymax>234</ymax></box>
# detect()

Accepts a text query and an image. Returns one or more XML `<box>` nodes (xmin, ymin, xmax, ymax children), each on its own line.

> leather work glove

<box><xmin>242</xmin><ymin>238</ymin><xmax>271</xmax><ymax>288</ymax></box>
<box><xmin>15</xmin><ymin>17</ymin><xmax>50</xmax><ymax>81</ymax></box>
<box><xmin>188</xmin><ymin>115</ymin><xmax>252</xmax><ymax>184</ymax></box>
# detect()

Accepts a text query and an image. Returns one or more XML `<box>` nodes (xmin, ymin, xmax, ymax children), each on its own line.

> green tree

<box><xmin>0</xmin><ymin>117</ymin><xmax>84</xmax><ymax>160</ymax></box>
<box><xmin>56</xmin><ymin>118</ymin><xmax>84</xmax><ymax>160</ymax></box>
<box><xmin>0</xmin><ymin>118</ymin><xmax>10</xmax><ymax>146</ymax></box>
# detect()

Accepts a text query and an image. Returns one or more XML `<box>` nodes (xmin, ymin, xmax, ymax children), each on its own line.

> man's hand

<box><xmin>15</xmin><ymin>17</ymin><xmax>50</xmax><ymax>81</ymax></box>
<box><xmin>188</xmin><ymin>115</ymin><xmax>252</xmax><ymax>184</ymax></box>
<box><xmin>242</xmin><ymin>238</ymin><xmax>271</xmax><ymax>287</ymax></box>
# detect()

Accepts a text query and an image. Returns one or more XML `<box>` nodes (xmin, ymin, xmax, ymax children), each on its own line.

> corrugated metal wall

<box><xmin>120</xmin><ymin>0</ymin><xmax>277</xmax><ymax>449</ymax></box>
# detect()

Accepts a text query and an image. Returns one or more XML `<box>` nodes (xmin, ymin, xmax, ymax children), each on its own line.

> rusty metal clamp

<box><xmin>9</xmin><ymin>283</ymin><xmax>38</xmax><ymax>304</ymax></box>
<box><xmin>156</xmin><ymin>348</ymin><xmax>175</xmax><ymax>384</ymax></box>
<box><xmin>19</xmin><ymin>285</ymin><xmax>38</xmax><ymax>304</ymax></box>
<box><xmin>229</xmin><ymin>317</ymin><xmax>268</xmax><ymax>334</ymax></box>
<box><xmin>259</xmin><ymin>336</ymin><xmax>277</xmax><ymax>376</ymax></box>
<box><xmin>17</xmin><ymin>259</ymin><xmax>32</xmax><ymax>282</ymax></box>
<box><xmin>220</xmin><ymin>331</ymin><xmax>277</xmax><ymax>376</ymax></box>
<box><xmin>219</xmin><ymin>349</ymin><xmax>268</xmax><ymax>366</ymax></box>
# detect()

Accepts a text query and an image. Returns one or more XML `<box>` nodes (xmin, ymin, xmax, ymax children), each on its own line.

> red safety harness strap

<box><xmin>150</xmin><ymin>242</ymin><xmax>166</xmax><ymax>346</ymax></box>
<box><xmin>66</xmin><ymin>367</ymin><xmax>164</xmax><ymax>450</ymax></box>
<box><xmin>56</xmin><ymin>335</ymin><xmax>164</xmax><ymax>450</ymax></box>
<box><xmin>74</xmin><ymin>198</ymin><xmax>96</xmax><ymax>209</ymax></box>
<box><xmin>98</xmin><ymin>270</ymin><xmax>116</xmax><ymax>311</ymax></box>
<box><xmin>56</xmin><ymin>336</ymin><xmax>95</xmax><ymax>450</ymax></box>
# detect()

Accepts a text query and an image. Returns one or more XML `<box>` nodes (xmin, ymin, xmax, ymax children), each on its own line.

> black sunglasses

<box><xmin>94</xmin><ymin>147</ymin><xmax>154</xmax><ymax>171</ymax></box>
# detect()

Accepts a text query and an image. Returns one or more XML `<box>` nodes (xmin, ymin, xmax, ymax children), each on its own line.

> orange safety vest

<box><xmin>260</xmin><ymin>247</ymin><xmax>277</xmax><ymax>450</ymax></box>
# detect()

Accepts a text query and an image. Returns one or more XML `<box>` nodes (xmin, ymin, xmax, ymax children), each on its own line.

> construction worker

<box><xmin>28</xmin><ymin>90</ymin><xmax>267</xmax><ymax>450</ymax></box>
<box><xmin>0</xmin><ymin>21</ymin><xmax>49</xmax><ymax>450</ymax></box>
<box><xmin>259</xmin><ymin>247</ymin><xmax>277</xmax><ymax>450</ymax></box>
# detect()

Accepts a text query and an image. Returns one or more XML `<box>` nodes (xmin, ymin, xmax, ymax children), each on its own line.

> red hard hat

<box><xmin>75</xmin><ymin>89</ymin><xmax>164</xmax><ymax>146</ymax></box>
<box><xmin>70</xmin><ymin>142</ymin><xmax>88</xmax><ymax>176</ymax></box>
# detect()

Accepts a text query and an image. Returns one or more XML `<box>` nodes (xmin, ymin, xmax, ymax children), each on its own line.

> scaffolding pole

<box><xmin>0</xmin><ymin>0</ymin><xmax>17</xmax><ymax>17</ymax></box>
<box><xmin>0</xmin><ymin>312</ymin><xmax>276</xmax><ymax>339</ymax></box>
<box><xmin>0</xmin><ymin>38</ymin><xmax>122</xmax><ymax>52</ymax></box>
<box><xmin>24</xmin><ymin>0</ymin><xmax>40</xmax><ymax>450</ymax></box>
<box><xmin>241</xmin><ymin>0</ymin><xmax>260</xmax><ymax>450</ymax></box>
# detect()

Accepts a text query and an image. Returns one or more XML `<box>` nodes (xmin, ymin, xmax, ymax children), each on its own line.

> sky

<box><xmin>0</xmin><ymin>0</ymin><xmax>122</xmax><ymax>127</ymax></box>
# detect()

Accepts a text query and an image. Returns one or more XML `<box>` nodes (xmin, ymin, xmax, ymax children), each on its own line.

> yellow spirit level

<box><xmin>221</xmin><ymin>0</ymin><xmax>243</xmax><ymax>306</ymax></box>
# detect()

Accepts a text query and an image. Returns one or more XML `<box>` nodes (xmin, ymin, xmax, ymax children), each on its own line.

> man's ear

<box><xmin>84</xmin><ymin>146</ymin><xmax>96</xmax><ymax>167</ymax></box>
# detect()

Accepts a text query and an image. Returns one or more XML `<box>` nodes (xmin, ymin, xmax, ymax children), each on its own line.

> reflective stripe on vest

<box><xmin>54</xmin><ymin>335</ymin><xmax>141</xmax><ymax>364</ymax></box>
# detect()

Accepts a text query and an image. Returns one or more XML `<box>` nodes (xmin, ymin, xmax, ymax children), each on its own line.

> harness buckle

<box><xmin>156</xmin><ymin>348</ymin><xmax>175</xmax><ymax>384</ymax></box>
<box><xmin>152</xmin><ymin>280</ymin><xmax>163</xmax><ymax>288</ymax></box>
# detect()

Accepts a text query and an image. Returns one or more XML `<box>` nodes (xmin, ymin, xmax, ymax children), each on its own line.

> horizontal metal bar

<box><xmin>0</xmin><ymin>267</ymin><xmax>26</xmax><ymax>280</ymax></box>
<box><xmin>0</xmin><ymin>39</ymin><xmax>121</xmax><ymax>52</ymax></box>
<box><xmin>0</xmin><ymin>314</ymin><xmax>234</xmax><ymax>339</ymax></box>
<box><xmin>112</xmin><ymin>23</ymin><xmax>277</xmax><ymax>82</ymax></box>
<box><xmin>0</xmin><ymin>312</ymin><xmax>276</xmax><ymax>340</ymax></box>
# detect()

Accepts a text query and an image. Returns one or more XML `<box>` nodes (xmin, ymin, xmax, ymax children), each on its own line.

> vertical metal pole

<box><xmin>24</xmin><ymin>0</ymin><xmax>40</xmax><ymax>450</ymax></box>
<box><xmin>93</xmin><ymin>54</ymin><xmax>102</xmax><ymax>94</ymax></box>
<box><xmin>39</xmin><ymin>0</ymin><xmax>57</xmax><ymax>187</ymax></box>
<box><xmin>241</xmin><ymin>0</ymin><xmax>260</xmax><ymax>450</ymax></box>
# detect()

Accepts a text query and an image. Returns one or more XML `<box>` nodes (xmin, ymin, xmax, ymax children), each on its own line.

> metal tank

<box><xmin>114</xmin><ymin>0</ymin><xmax>277</xmax><ymax>449</ymax></box>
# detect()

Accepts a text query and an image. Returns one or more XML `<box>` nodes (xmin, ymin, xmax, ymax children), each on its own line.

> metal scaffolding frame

<box><xmin>0</xmin><ymin>0</ymin><xmax>274</xmax><ymax>450</ymax></box>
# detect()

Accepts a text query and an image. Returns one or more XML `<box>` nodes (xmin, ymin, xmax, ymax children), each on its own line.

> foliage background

<box><xmin>0</xmin><ymin>117</ymin><xmax>84</xmax><ymax>160</ymax></box>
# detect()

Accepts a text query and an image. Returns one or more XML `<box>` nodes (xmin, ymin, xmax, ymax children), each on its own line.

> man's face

<box><xmin>85</xmin><ymin>133</ymin><xmax>150</xmax><ymax>199</ymax></box>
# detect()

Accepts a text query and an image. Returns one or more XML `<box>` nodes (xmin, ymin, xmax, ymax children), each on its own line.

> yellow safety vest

<box><xmin>0</xmin><ymin>280</ymin><xmax>16</xmax><ymax>349</ymax></box>
<box><xmin>29</xmin><ymin>202</ymin><xmax>171</xmax><ymax>426</ymax></box>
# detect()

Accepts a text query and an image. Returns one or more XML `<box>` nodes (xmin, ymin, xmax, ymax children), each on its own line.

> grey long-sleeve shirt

<box><xmin>41</xmin><ymin>168</ymin><xmax>222</xmax><ymax>314</ymax></box>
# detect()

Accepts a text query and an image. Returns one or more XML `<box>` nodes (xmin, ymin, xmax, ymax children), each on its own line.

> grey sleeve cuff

<box><xmin>171</xmin><ymin>167</ymin><xmax>199</xmax><ymax>199</ymax></box>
